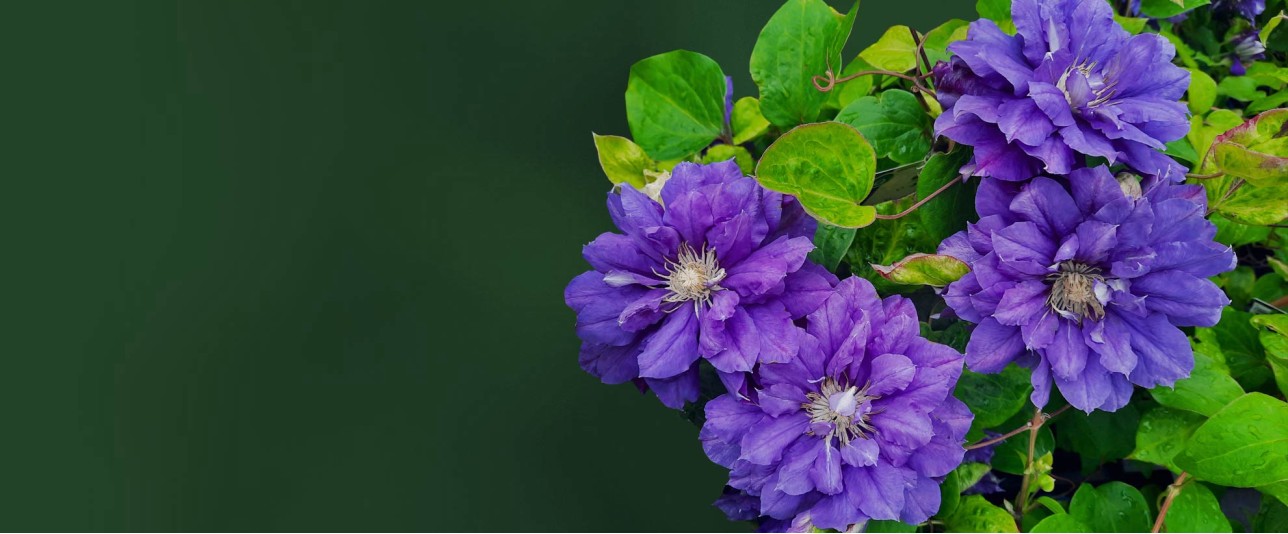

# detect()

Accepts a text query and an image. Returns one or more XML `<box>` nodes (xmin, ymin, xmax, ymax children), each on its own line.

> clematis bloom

<box><xmin>938</xmin><ymin>166</ymin><xmax>1235</xmax><ymax>412</ymax></box>
<box><xmin>701</xmin><ymin>277</ymin><xmax>971</xmax><ymax>530</ymax></box>
<box><xmin>934</xmin><ymin>0</ymin><xmax>1191</xmax><ymax>181</ymax></box>
<box><xmin>564</xmin><ymin>160</ymin><xmax>836</xmax><ymax>408</ymax></box>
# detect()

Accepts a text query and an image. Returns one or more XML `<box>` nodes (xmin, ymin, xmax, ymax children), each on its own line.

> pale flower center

<box><xmin>1046</xmin><ymin>260</ymin><xmax>1106</xmax><ymax>321</ymax></box>
<box><xmin>1056</xmin><ymin>59</ymin><xmax>1118</xmax><ymax>109</ymax></box>
<box><xmin>660</xmin><ymin>243</ymin><xmax>726</xmax><ymax>312</ymax></box>
<box><xmin>803</xmin><ymin>378</ymin><xmax>879</xmax><ymax>446</ymax></box>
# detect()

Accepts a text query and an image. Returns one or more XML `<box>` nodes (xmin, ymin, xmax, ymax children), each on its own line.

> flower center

<box><xmin>1046</xmin><ymin>261</ymin><xmax>1106</xmax><ymax>321</ymax></box>
<box><xmin>803</xmin><ymin>378</ymin><xmax>879</xmax><ymax>446</ymax></box>
<box><xmin>1056</xmin><ymin>60</ymin><xmax>1118</xmax><ymax>109</ymax></box>
<box><xmin>660</xmin><ymin>243</ymin><xmax>726</xmax><ymax>311</ymax></box>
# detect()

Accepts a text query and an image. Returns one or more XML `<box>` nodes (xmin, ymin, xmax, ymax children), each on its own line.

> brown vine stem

<box><xmin>905</xmin><ymin>27</ymin><xmax>934</xmax><ymax>113</ymax></box>
<box><xmin>1013</xmin><ymin>408</ymin><xmax>1045</xmax><ymax>526</ymax></box>
<box><xmin>1272</xmin><ymin>294</ymin><xmax>1288</xmax><ymax>309</ymax></box>
<box><xmin>811</xmin><ymin>69</ymin><xmax>925</xmax><ymax>93</ymax></box>
<box><xmin>872</xmin><ymin>175</ymin><xmax>961</xmax><ymax>220</ymax></box>
<box><xmin>1152</xmin><ymin>472</ymin><xmax>1190</xmax><ymax>533</ymax></box>
<box><xmin>965</xmin><ymin>422</ymin><xmax>1032</xmax><ymax>450</ymax></box>
<box><xmin>966</xmin><ymin>405</ymin><xmax>1071</xmax><ymax>452</ymax></box>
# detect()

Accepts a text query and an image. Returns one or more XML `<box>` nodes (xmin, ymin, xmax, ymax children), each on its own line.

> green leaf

<box><xmin>755</xmin><ymin>122</ymin><xmax>877</xmax><ymax>228</ymax></box>
<box><xmin>1164</xmin><ymin>482</ymin><xmax>1232</xmax><ymax>533</ymax></box>
<box><xmin>871</xmin><ymin>253</ymin><xmax>969</xmax><ymax>286</ymax></box>
<box><xmin>1139</xmin><ymin>0</ymin><xmax>1211</xmax><ymax>19</ymax></box>
<box><xmin>1069</xmin><ymin>482</ymin><xmax>1153</xmax><ymax>533</ymax></box>
<box><xmin>1194</xmin><ymin>308</ymin><xmax>1268</xmax><ymax>390</ymax></box>
<box><xmin>750</xmin><ymin>0</ymin><xmax>856</xmax><ymax>128</ymax></box>
<box><xmin>1030</xmin><ymin>513</ymin><xmax>1092</xmax><ymax>533</ymax></box>
<box><xmin>730</xmin><ymin>97</ymin><xmax>770</xmax><ymax>145</ymax></box>
<box><xmin>1249</xmin><ymin>89</ymin><xmax>1288</xmax><ymax>115</ymax></box>
<box><xmin>955</xmin><ymin>364</ymin><xmax>1032</xmax><ymax>431</ymax></box>
<box><xmin>1211</xmin><ymin>108</ymin><xmax>1288</xmax><ymax>187</ymax></box>
<box><xmin>825</xmin><ymin>57</ymin><xmax>876</xmax><ymax>112</ymax></box>
<box><xmin>864</xmin><ymin>519</ymin><xmax>918</xmax><ymax>532</ymax></box>
<box><xmin>592</xmin><ymin>134</ymin><xmax>653</xmax><ymax>188</ymax></box>
<box><xmin>1262</xmin><ymin>11</ymin><xmax>1288</xmax><ymax>46</ymax></box>
<box><xmin>1189</xmin><ymin>109</ymin><xmax>1246</xmax><ymax>175</ymax></box>
<box><xmin>1131</xmin><ymin>406</ymin><xmax>1207</xmax><ymax>472</ymax></box>
<box><xmin>1150</xmin><ymin>351</ymin><xmax>1245</xmax><ymax>417</ymax></box>
<box><xmin>1216</xmin><ymin>184</ymin><xmax>1288</xmax><ymax>226</ymax></box>
<box><xmin>1186</xmin><ymin>68</ymin><xmax>1217</xmax><ymax>115</ymax></box>
<box><xmin>1175</xmin><ymin>392</ymin><xmax>1288</xmax><ymax>487</ymax></box>
<box><xmin>1262</xmin><ymin>480</ymin><xmax>1288</xmax><ymax>507</ymax></box>
<box><xmin>976</xmin><ymin>0</ymin><xmax>1013</xmax><ymax>31</ymax></box>
<box><xmin>1114</xmin><ymin>15</ymin><xmax>1149</xmax><ymax>35</ymax></box>
<box><xmin>1218</xmin><ymin>76</ymin><xmax>1266</xmax><ymax>102</ymax></box>
<box><xmin>834</xmin><ymin>90</ymin><xmax>931</xmax><ymax>164</ymax></box>
<box><xmin>1257</xmin><ymin>495</ymin><xmax>1288</xmax><ymax>531</ymax></box>
<box><xmin>1055</xmin><ymin>403</ymin><xmax>1140</xmax><ymax>473</ymax></box>
<box><xmin>922</xmin><ymin>19</ymin><xmax>971</xmax><ymax>66</ymax></box>
<box><xmin>843</xmin><ymin>196</ymin><xmax>934</xmax><ymax>294</ymax></box>
<box><xmin>625</xmin><ymin>50</ymin><xmax>727</xmax><ymax>160</ymax></box>
<box><xmin>808</xmin><ymin>223</ymin><xmax>856</xmax><ymax>273</ymax></box>
<box><xmin>943</xmin><ymin>495</ymin><xmax>1019</xmax><ymax>533</ymax></box>
<box><xmin>700</xmin><ymin>144</ymin><xmax>754</xmax><ymax>174</ymax></box>
<box><xmin>1165</xmin><ymin>137</ymin><xmax>1200</xmax><ymax>165</ymax></box>
<box><xmin>858</xmin><ymin>25</ymin><xmax>918</xmax><ymax>73</ymax></box>
<box><xmin>918</xmin><ymin>149</ymin><xmax>976</xmax><ymax>244</ymax></box>
<box><xmin>1213</xmin><ymin>214</ymin><xmax>1271</xmax><ymax>246</ymax></box>
<box><xmin>1252</xmin><ymin>314</ymin><xmax>1288</xmax><ymax>397</ymax></box>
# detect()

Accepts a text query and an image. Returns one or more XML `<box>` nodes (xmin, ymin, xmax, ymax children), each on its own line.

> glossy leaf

<box><xmin>755</xmin><ymin>122</ymin><xmax>878</xmax><ymax>228</ymax></box>
<box><xmin>592</xmin><ymin>134</ymin><xmax>653</xmax><ymax>188</ymax></box>
<box><xmin>700</xmin><ymin>144</ymin><xmax>754</xmax><ymax>174</ymax></box>
<box><xmin>1030</xmin><ymin>513</ymin><xmax>1092</xmax><ymax>533</ymax></box>
<box><xmin>871</xmin><ymin>253</ymin><xmax>969</xmax><ymax>286</ymax></box>
<box><xmin>730</xmin><ymin>96</ymin><xmax>770</xmax><ymax>145</ymax></box>
<box><xmin>858</xmin><ymin>25</ymin><xmax>918</xmax><ymax>73</ymax></box>
<box><xmin>1211</xmin><ymin>108</ymin><xmax>1288</xmax><ymax>187</ymax></box>
<box><xmin>917</xmin><ymin>149</ymin><xmax>975</xmax><ymax>243</ymax></box>
<box><xmin>1186</xmin><ymin>68</ymin><xmax>1217</xmax><ymax>115</ymax></box>
<box><xmin>835</xmin><ymin>89</ymin><xmax>931</xmax><ymax>164</ymax></box>
<box><xmin>808</xmin><ymin>223</ymin><xmax>856</xmax><ymax>273</ymax></box>
<box><xmin>1131</xmin><ymin>406</ymin><xmax>1206</xmax><ymax>472</ymax></box>
<box><xmin>625</xmin><ymin>50</ymin><xmax>727</xmax><ymax>160</ymax></box>
<box><xmin>956</xmin><ymin>364</ymin><xmax>1032</xmax><ymax>433</ymax></box>
<box><xmin>1150</xmin><ymin>351</ymin><xmax>1245</xmax><ymax>417</ymax></box>
<box><xmin>1069</xmin><ymin>482</ymin><xmax>1153</xmax><ymax>533</ymax></box>
<box><xmin>1175</xmin><ymin>393</ymin><xmax>1288</xmax><ymax>487</ymax></box>
<box><xmin>750</xmin><ymin>0</ymin><xmax>856</xmax><ymax>128</ymax></box>
<box><xmin>943</xmin><ymin>495</ymin><xmax>1019</xmax><ymax>533</ymax></box>
<box><xmin>1165</xmin><ymin>481</ymin><xmax>1232</xmax><ymax>533</ymax></box>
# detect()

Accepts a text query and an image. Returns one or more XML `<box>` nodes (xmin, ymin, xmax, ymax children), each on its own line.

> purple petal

<box><xmin>637</xmin><ymin>304</ymin><xmax>700</xmax><ymax>378</ymax></box>
<box><xmin>740</xmin><ymin>413</ymin><xmax>810</xmax><ymax>465</ymax></box>
<box><xmin>966</xmin><ymin>318</ymin><xmax>1027</xmax><ymax>373</ymax></box>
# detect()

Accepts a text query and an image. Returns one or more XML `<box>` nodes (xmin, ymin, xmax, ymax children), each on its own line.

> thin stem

<box><xmin>965</xmin><ymin>405</ymin><xmax>1071</xmax><ymax>451</ymax></box>
<box><xmin>905</xmin><ymin>27</ymin><xmax>934</xmax><ymax>113</ymax></box>
<box><xmin>1271</xmin><ymin>294</ymin><xmax>1288</xmax><ymax>309</ymax></box>
<box><xmin>1014</xmin><ymin>407</ymin><xmax>1045</xmax><ymax>525</ymax></box>
<box><xmin>1152</xmin><ymin>472</ymin><xmax>1190</xmax><ymax>533</ymax></box>
<box><xmin>873</xmin><ymin>176</ymin><xmax>961</xmax><ymax>220</ymax></box>
<box><xmin>812</xmin><ymin>69</ymin><xmax>925</xmax><ymax>93</ymax></box>
<box><xmin>1186</xmin><ymin>171</ymin><xmax>1225</xmax><ymax>180</ymax></box>
<box><xmin>965</xmin><ymin>422</ymin><xmax>1033</xmax><ymax>450</ymax></box>
<box><xmin>913</xmin><ymin>26</ymin><xmax>934</xmax><ymax>86</ymax></box>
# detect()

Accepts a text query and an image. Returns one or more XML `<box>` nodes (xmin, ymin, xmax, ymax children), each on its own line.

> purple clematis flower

<box><xmin>934</xmin><ymin>0</ymin><xmax>1191</xmax><ymax>181</ymax></box>
<box><xmin>1215</xmin><ymin>0</ymin><xmax>1267</xmax><ymax>23</ymax></box>
<box><xmin>1229</xmin><ymin>30</ymin><xmax>1266</xmax><ymax>76</ymax></box>
<box><xmin>938</xmin><ymin>166</ymin><xmax>1236</xmax><ymax>412</ymax></box>
<box><xmin>564</xmin><ymin>160</ymin><xmax>836</xmax><ymax>408</ymax></box>
<box><xmin>700</xmin><ymin>277</ymin><xmax>971</xmax><ymax>530</ymax></box>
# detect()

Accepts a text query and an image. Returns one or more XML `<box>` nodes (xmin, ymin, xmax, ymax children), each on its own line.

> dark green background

<box><xmin>8</xmin><ymin>1</ymin><xmax>970</xmax><ymax>530</ymax></box>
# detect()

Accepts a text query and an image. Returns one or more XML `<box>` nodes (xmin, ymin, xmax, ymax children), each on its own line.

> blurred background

<box><xmin>4</xmin><ymin>1</ymin><xmax>971</xmax><ymax>530</ymax></box>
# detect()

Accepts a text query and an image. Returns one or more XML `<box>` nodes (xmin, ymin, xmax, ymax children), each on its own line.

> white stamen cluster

<box><xmin>659</xmin><ymin>243</ymin><xmax>726</xmax><ymax>312</ymax></box>
<box><xmin>1056</xmin><ymin>59</ymin><xmax>1118</xmax><ymax>109</ymax></box>
<box><xmin>803</xmin><ymin>378</ymin><xmax>879</xmax><ymax>446</ymax></box>
<box><xmin>1046</xmin><ymin>260</ymin><xmax>1106</xmax><ymax>321</ymax></box>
